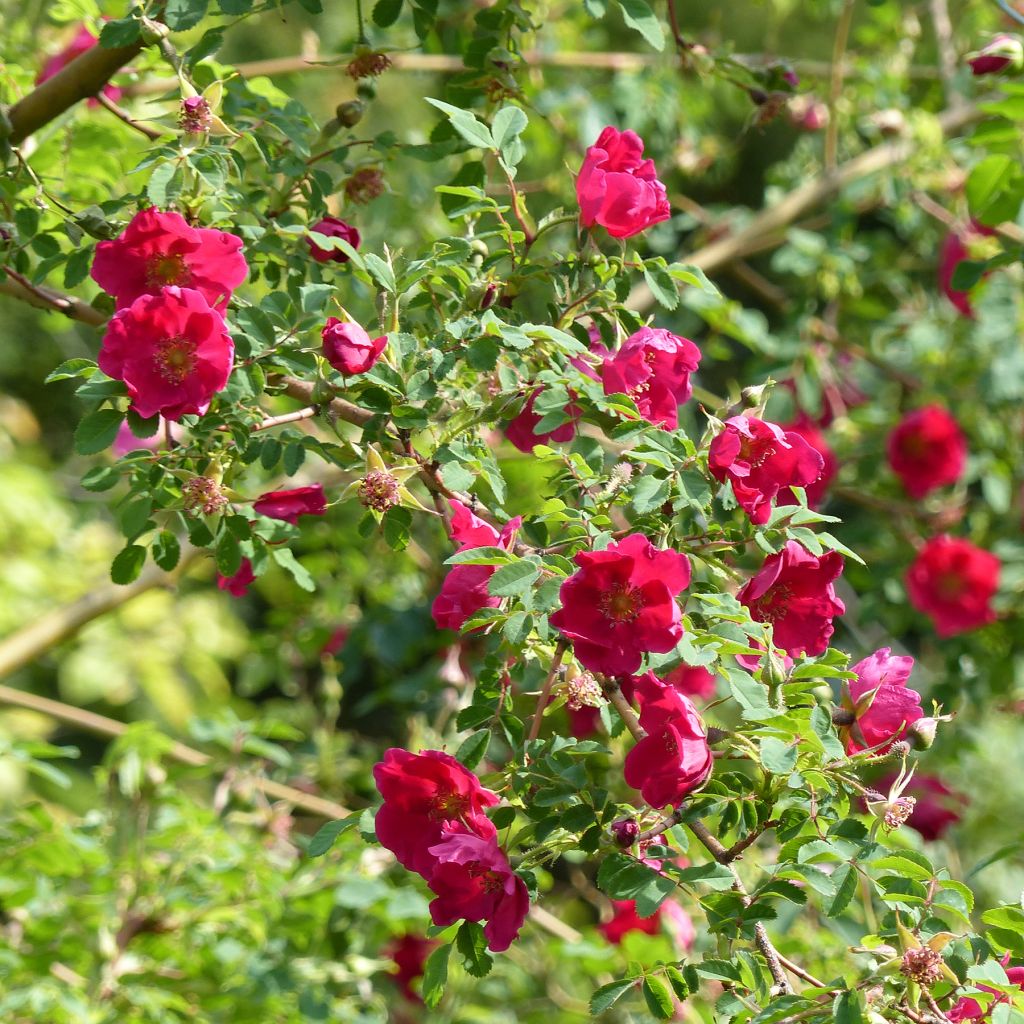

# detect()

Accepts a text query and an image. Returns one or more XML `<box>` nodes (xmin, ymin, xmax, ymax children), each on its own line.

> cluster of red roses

<box><xmin>372</xmin><ymin>749</ymin><xmax>528</xmax><ymax>952</ymax></box>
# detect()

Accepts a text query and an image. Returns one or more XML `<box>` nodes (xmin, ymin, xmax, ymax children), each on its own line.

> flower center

<box><xmin>753</xmin><ymin>584</ymin><xmax>792</xmax><ymax>623</ymax></box>
<box><xmin>599</xmin><ymin>583</ymin><xmax>644</xmax><ymax>624</ymax></box>
<box><xmin>737</xmin><ymin>436</ymin><xmax>773</xmax><ymax>469</ymax></box>
<box><xmin>154</xmin><ymin>336</ymin><xmax>198</xmax><ymax>385</ymax></box>
<box><xmin>466</xmin><ymin>862</ymin><xmax>505</xmax><ymax>894</ymax></box>
<box><xmin>146</xmin><ymin>252</ymin><xmax>191</xmax><ymax>288</ymax></box>
<box><xmin>935</xmin><ymin>572</ymin><xmax>965</xmax><ymax>600</ymax></box>
<box><xmin>428</xmin><ymin>791</ymin><xmax>470</xmax><ymax>822</ymax></box>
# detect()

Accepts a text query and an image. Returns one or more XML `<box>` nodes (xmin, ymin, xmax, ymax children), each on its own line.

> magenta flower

<box><xmin>844</xmin><ymin>648</ymin><xmax>923</xmax><ymax>754</ymax></box>
<box><xmin>906</xmin><ymin>535</ymin><xmax>1000</xmax><ymax>637</ymax></box>
<box><xmin>623</xmin><ymin>672</ymin><xmax>713</xmax><ymax>808</ymax></box>
<box><xmin>601</xmin><ymin>327</ymin><xmax>701</xmax><ymax>430</ymax></box>
<box><xmin>550</xmin><ymin>534</ymin><xmax>691</xmax><ymax>677</ymax></box>
<box><xmin>504</xmin><ymin>389</ymin><xmax>579</xmax><ymax>453</ymax></box>
<box><xmin>98</xmin><ymin>286</ymin><xmax>234</xmax><ymax>421</ymax></box>
<box><xmin>307</xmin><ymin>216</ymin><xmax>361</xmax><ymax>263</ymax></box>
<box><xmin>217</xmin><ymin>558</ymin><xmax>255</xmax><ymax>597</ymax></box>
<box><xmin>738</xmin><ymin>541</ymin><xmax>845</xmax><ymax>658</ymax></box>
<box><xmin>91</xmin><ymin>209</ymin><xmax>247</xmax><ymax>312</ymax></box>
<box><xmin>425</xmin><ymin>832</ymin><xmax>529</xmax><ymax>952</ymax></box>
<box><xmin>576</xmin><ymin>126</ymin><xmax>671</xmax><ymax>238</ymax></box>
<box><xmin>777</xmin><ymin>416</ymin><xmax>837</xmax><ymax>509</ymax></box>
<box><xmin>372</xmin><ymin>748</ymin><xmax>499</xmax><ymax>879</ymax></box>
<box><xmin>600</xmin><ymin>899</ymin><xmax>695</xmax><ymax>950</ymax></box>
<box><xmin>322</xmin><ymin>318</ymin><xmax>388</xmax><ymax>376</ymax></box>
<box><xmin>887</xmin><ymin>406</ymin><xmax>967</xmax><ymax>499</ymax></box>
<box><xmin>252</xmin><ymin>484</ymin><xmax>327</xmax><ymax>524</ymax></box>
<box><xmin>662</xmin><ymin>663</ymin><xmax>717</xmax><ymax>700</ymax></box>
<box><xmin>709</xmin><ymin>415</ymin><xmax>824</xmax><ymax>525</ymax></box>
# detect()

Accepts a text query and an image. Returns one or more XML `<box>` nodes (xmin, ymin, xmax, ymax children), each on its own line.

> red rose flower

<box><xmin>875</xmin><ymin>772</ymin><xmax>964</xmax><ymax>841</ymax></box>
<box><xmin>307</xmin><ymin>216</ymin><xmax>361</xmax><ymax>263</ymax></box>
<box><xmin>504</xmin><ymin>389</ymin><xmax>579</xmax><ymax>453</ymax></box>
<box><xmin>37</xmin><ymin>24</ymin><xmax>123</xmax><ymax>104</ymax></box>
<box><xmin>777</xmin><ymin>416</ymin><xmax>837</xmax><ymax>508</ymax></box>
<box><xmin>939</xmin><ymin>223</ymin><xmax>994</xmax><ymax>318</ymax></box>
<box><xmin>576</xmin><ymin>126</ymin><xmax>671</xmax><ymax>238</ymax></box>
<box><xmin>431</xmin><ymin>500</ymin><xmax>521</xmax><ymax>633</ymax></box>
<box><xmin>217</xmin><ymin>558</ymin><xmax>255</xmax><ymax>597</ymax></box>
<box><xmin>601</xmin><ymin>327</ymin><xmax>701</xmax><ymax>431</ymax></box>
<box><xmin>948</xmin><ymin>960</ymin><xmax>1024</xmax><ymax>1022</ymax></box>
<box><xmin>738</xmin><ymin>541</ymin><xmax>845</xmax><ymax>658</ymax></box>
<box><xmin>663</xmin><ymin>663</ymin><xmax>717</xmax><ymax>701</ymax></box>
<box><xmin>253</xmin><ymin>484</ymin><xmax>327</xmax><ymax>524</ymax></box>
<box><xmin>709</xmin><ymin>415</ymin><xmax>824</xmax><ymax>524</ymax></box>
<box><xmin>98</xmin><ymin>286</ymin><xmax>234</xmax><ymax>421</ymax></box>
<box><xmin>385</xmin><ymin>933</ymin><xmax>437</xmax><ymax>1003</ymax></box>
<box><xmin>887</xmin><ymin>406</ymin><xmax>967</xmax><ymax>499</ymax></box>
<box><xmin>623</xmin><ymin>672</ymin><xmax>713</xmax><ymax>808</ymax></box>
<box><xmin>425</xmin><ymin>832</ymin><xmax>529</xmax><ymax>952</ymax></box>
<box><xmin>906</xmin><ymin>535</ymin><xmax>999</xmax><ymax>637</ymax></box>
<box><xmin>372</xmin><ymin>748</ymin><xmax>499</xmax><ymax>879</ymax></box>
<box><xmin>91</xmin><ymin>209</ymin><xmax>247</xmax><ymax>312</ymax></box>
<box><xmin>600</xmin><ymin>899</ymin><xmax>695</xmax><ymax>950</ymax></box>
<box><xmin>843</xmin><ymin>648</ymin><xmax>923</xmax><ymax>754</ymax></box>
<box><xmin>321</xmin><ymin>318</ymin><xmax>388</xmax><ymax>376</ymax></box>
<box><xmin>550</xmin><ymin>534</ymin><xmax>691</xmax><ymax>677</ymax></box>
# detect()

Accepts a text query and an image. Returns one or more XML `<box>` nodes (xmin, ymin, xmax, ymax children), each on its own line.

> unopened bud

<box><xmin>968</xmin><ymin>34</ymin><xmax>1024</xmax><ymax>77</ymax></box>
<box><xmin>907</xmin><ymin>717</ymin><xmax>938</xmax><ymax>750</ymax></box>
<box><xmin>336</xmin><ymin>100</ymin><xmax>365</xmax><ymax>128</ymax></box>
<box><xmin>611</xmin><ymin>817</ymin><xmax>640</xmax><ymax>848</ymax></box>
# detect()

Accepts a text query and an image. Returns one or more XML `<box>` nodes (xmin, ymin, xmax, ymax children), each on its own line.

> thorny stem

<box><xmin>526</xmin><ymin>641</ymin><xmax>568</xmax><ymax>745</ymax></box>
<box><xmin>600</xmin><ymin>677</ymin><xmax>646</xmax><ymax>740</ymax></box>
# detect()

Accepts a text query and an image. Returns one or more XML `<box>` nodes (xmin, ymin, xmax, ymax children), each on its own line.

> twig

<box><xmin>526</xmin><ymin>641</ymin><xmax>568</xmax><ymax>744</ymax></box>
<box><xmin>0</xmin><ymin>268</ymin><xmax>107</xmax><ymax>325</ymax></box>
<box><xmin>929</xmin><ymin>0</ymin><xmax>964</xmax><ymax>108</ymax></box>
<box><xmin>721</xmin><ymin>818</ymin><xmax>781</xmax><ymax>862</ymax></box>
<box><xmin>253</xmin><ymin>406</ymin><xmax>318</xmax><ymax>432</ymax></box>
<box><xmin>600</xmin><ymin>677</ymin><xmax>646</xmax><ymax>741</ymax></box>
<box><xmin>637</xmin><ymin>808</ymin><xmax>682</xmax><ymax>842</ymax></box>
<box><xmin>95</xmin><ymin>92</ymin><xmax>165</xmax><ymax>141</ymax></box>
<box><xmin>776</xmin><ymin>951</ymin><xmax>828</xmax><ymax>989</ymax></box>
<box><xmin>825</xmin><ymin>0</ymin><xmax>856</xmax><ymax>172</ymax></box>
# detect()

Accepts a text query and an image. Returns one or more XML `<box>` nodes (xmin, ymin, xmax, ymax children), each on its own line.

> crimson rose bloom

<box><xmin>99</xmin><ymin>286</ymin><xmax>234</xmax><ymax>421</ymax></box>
<box><xmin>91</xmin><ymin>209</ymin><xmax>247</xmax><ymax>312</ymax></box>
<box><xmin>600</xmin><ymin>899</ymin><xmax>695</xmax><ymax>949</ymax></box>
<box><xmin>887</xmin><ymin>405</ymin><xmax>967</xmax><ymax>499</ymax></box>
<box><xmin>550</xmin><ymin>534</ymin><xmax>691</xmax><ymax>676</ymax></box>
<box><xmin>777</xmin><ymin>416</ymin><xmax>837</xmax><ymax>508</ymax></box>
<box><xmin>601</xmin><ymin>327</ymin><xmax>701</xmax><ymax>430</ymax></box>
<box><xmin>576</xmin><ymin>126</ymin><xmax>671</xmax><ymax>238</ymax></box>
<box><xmin>425</xmin><ymin>833</ymin><xmax>529</xmax><ymax>952</ymax></box>
<box><xmin>372</xmin><ymin>748</ymin><xmax>499</xmax><ymax>879</ymax></box>
<box><xmin>939</xmin><ymin>223</ymin><xmax>994</xmax><ymax>318</ymax></box>
<box><xmin>307</xmin><ymin>216</ymin><xmax>361</xmax><ymax>263</ymax></box>
<box><xmin>738</xmin><ymin>541</ymin><xmax>845</xmax><ymax>658</ymax></box>
<box><xmin>253</xmin><ymin>484</ymin><xmax>327</xmax><ymax>524</ymax></box>
<box><xmin>663</xmin><ymin>663</ymin><xmax>717</xmax><ymax>700</ymax></box>
<box><xmin>906</xmin><ymin>535</ymin><xmax>999</xmax><ymax>637</ymax></box>
<box><xmin>322</xmin><ymin>318</ymin><xmax>388</xmax><ymax>376</ymax></box>
<box><xmin>709</xmin><ymin>416</ymin><xmax>824</xmax><ymax>524</ymax></box>
<box><xmin>432</xmin><ymin>500</ymin><xmax>521</xmax><ymax>632</ymax></box>
<box><xmin>624</xmin><ymin>673</ymin><xmax>713</xmax><ymax>808</ymax></box>
<box><xmin>844</xmin><ymin>648</ymin><xmax>923</xmax><ymax>754</ymax></box>
<box><xmin>385</xmin><ymin>933</ymin><xmax>436</xmax><ymax>1003</ymax></box>
<box><xmin>505</xmin><ymin>389</ymin><xmax>579</xmax><ymax>453</ymax></box>
<box><xmin>37</xmin><ymin>24</ymin><xmax>122</xmax><ymax>104</ymax></box>
<box><xmin>948</xmin><ymin>961</ymin><xmax>1024</xmax><ymax>1022</ymax></box>
<box><xmin>876</xmin><ymin>772</ymin><xmax>964</xmax><ymax>841</ymax></box>
<box><xmin>217</xmin><ymin>558</ymin><xmax>255</xmax><ymax>598</ymax></box>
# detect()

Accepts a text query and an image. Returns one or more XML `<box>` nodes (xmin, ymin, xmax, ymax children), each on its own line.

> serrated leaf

<box><xmin>487</xmin><ymin>559</ymin><xmax>540</xmax><ymax>598</ymax></box>
<box><xmin>632</xmin><ymin>474</ymin><xmax>672</xmax><ymax>514</ymax></box>
<box><xmin>425</xmin><ymin>98</ymin><xmax>494</xmax><ymax>149</ymax></box>
<box><xmin>644</xmin><ymin>259</ymin><xmax>679</xmax><ymax>309</ymax></box>
<box><xmin>421</xmin><ymin>943</ymin><xmax>451</xmax><ymax>1009</ymax></box>
<box><xmin>590</xmin><ymin>979</ymin><xmax>637</xmax><ymax>1015</ymax></box>
<box><xmin>373</xmin><ymin>0</ymin><xmax>403</xmax><ymax>24</ymax></box>
<box><xmin>74</xmin><ymin>409</ymin><xmax>125</xmax><ymax>455</ymax></box>
<box><xmin>152</xmin><ymin>532</ymin><xmax>181</xmax><ymax>571</ymax></box>
<box><xmin>456</xmin><ymin>921</ymin><xmax>494</xmax><ymax>978</ymax></box>
<box><xmin>617</xmin><ymin>0</ymin><xmax>664</xmax><ymax>50</ymax></box>
<box><xmin>382</xmin><ymin>506</ymin><xmax>412</xmax><ymax>551</ymax></box>
<box><xmin>272</xmin><ymin>547</ymin><xmax>316</xmax><ymax>592</ymax></box>
<box><xmin>308</xmin><ymin>816</ymin><xmax>359</xmax><ymax>857</ymax></box>
<box><xmin>833</xmin><ymin>990</ymin><xmax>864</xmax><ymax>1024</ymax></box>
<box><xmin>760</xmin><ymin>736</ymin><xmax>797</xmax><ymax>775</ymax></box>
<box><xmin>643</xmin><ymin>976</ymin><xmax>674</xmax><ymax>1019</ymax></box>
<box><xmin>111</xmin><ymin>544</ymin><xmax>146</xmax><ymax>585</ymax></box>
<box><xmin>147</xmin><ymin>164</ymin><xmax>183</xmax><ymax>208</ymax></box>
<box><xmin>46</xmin><ymin>358</ymin><xmax>97</xmax><ymax>384</ymax></box>
<box><xmin>827</xmin><ymin>863</ymin><xmax>858</xmax><ymax>917</ymax></box>
<box><xmin>455</xmin><ymin>730</ymin><xmax>490</xmax><ymax>770</ymax></box>
<box><xmin>598</xmin><ymin>852</ymin><xmax>677</xmax><ymax>914</ymax></box>
<box><xmin>99</xmin><ymin>17</ymin><xmax>141</xmax><ymax>47</ymax></box>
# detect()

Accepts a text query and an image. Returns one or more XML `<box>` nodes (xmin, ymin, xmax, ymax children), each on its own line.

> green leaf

<box><xmin>590</xmin><ymin>979</ymin><xmax>637</xmax><ymax>1015</ymax></box>
<box><xmin>728</xmin><ymin>670</ymin><xmax>775</xmax><ymax>721</ymax></box>
<box><xmin>46</xmin><ymin>358</ymin><xmax>97</xmax><ymax>384</ymax></box>
<box><xmin>632</xmin><ymin>474</ymin><xmax>672</xmax><ymax>514</ymax></box>
<box><xmin>642</xmin><ymin>976</ymin><xmax>675</xmax><ymax>1019</ymax></box>
<box><xmin>382</xmin><ymin>506</ymin><xmax>412</xmax><ymax>551</ymax></box>
<box><xmin>152</xmin><ymin>532</ymin><xmax>181</xmax><ymax>572</ymax></box>
<box><xmin>491</xmin><ymin>105</ymin><xmax>528</xmax><ymax>169</ymax></box>
<box><xmin>308</xmin><ymin>816</ymin><xmax>358</xmax><ymax>857</ymax></box>
<box><xmin>147</xmin><ymin>163</ymin><xmax>183</xmax><ymax>208</ymax></box>
<box><xmin>111</xmin><ymin>544</ymin><xmax>146</xmax><ymax>585</ymax></box>
<box><xmin>363</xmin><ymin>252</ymin><xmax>397</xmax><ymax>293</ymax></box>
<box><xmin>373</xmin><ymin>0</ymin><xmax>404</xmax><ymax>25</ymax></box>
<box><xmin>456</xmin><ymin>921</ymin><xmax>494</xmax><ymax>978</ymax></box>
<box><xmin>833</xmin><ymin>990</ymin><xmax>865</xmax><ymax>1024</ymax></box>
<box><xmin>455</xmin><ymin>730</ymin><xmax>490</xmax><ymax>770</ymax></box>
<box><xmin>487</xmin><ymin>559</ymin><xmax>540</xmax><ymax>598</ymax></box>
<box><xmin>165</xmin><ymin>0</ymin><xmax>210</xmax><ymax>30</ymax></box>
<box><xmin>425</xmin><ymin>98</ymin><xmax>494</xmax><ymax>149</ymax></box>
<box><xmin>617</xmin><ymin>0</ymin><xmax>665</xmax><ymax>50</ymax></box>
<box><xmin>644</xmin><ymin>259</ymin><xmax>679</xmax><ymax>309</ymax></box>
<box><xmin>74</xmin><ymin>408</ymin><xmax>125</xmax><ymax>455</ymax></box>
<box><xmin>759</xmin><ymin>737</ymin><xmax>797</xmax><ymax>775</ymax></box>
<box><xmin>966</xmin><ymin>154</ymin><xmax>1017</xmax><ymax>222</ymax></box>
<box><xmin>421</xmin><ymin>943</ymin><xmax>452</xmax><ymax>1009</ymax></box>
<box><xmin>99</xmin><ymin>17</ymin><xmax>141</xmax><ymax>47</ymax></box>
<box><xmin>598</xmin><ymin>852</ymin><xmax>677</xmax><ymax>915</ymax></box>
<box><xmin>272</xmin><ymin>547</ymin><xmax>316</xmax><ymax>592</ymax></box>
<box><xmin>826</xmin><ymin>863</ymin><xmax>858</xmax><ymax>917</ymax></box>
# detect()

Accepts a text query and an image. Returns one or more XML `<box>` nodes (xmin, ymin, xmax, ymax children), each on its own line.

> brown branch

<box><xmin>8</xmin><ymin>37</ymin><xmax>146</xmax><ymax>145</ymax></box>
<box><xmin>95</xmin><ymin>92</ymin><xmax>165</xmax><ymax>141</ymax></box>
<box><xmin>526</xmin><ymin>641</ymin><xmax>568</xmax><ymax>745</ymax></box>
<box><xmin>600</xmin><ymin>677</ymin><xmax>646</xmax><ymax>741</ymax></box>
<box><xmin>824</xmin><ymin>0</ymin><xmax>856</xmax><ymax>172</ymax></box>
<box><xmin>279</xmin><ymin>376</ymin><xmax>374</xmax><ymax>428</ymax></box>
<box><xmin>0</xmin><ymin>269</ymin><xmax>107</xmax><ymax>325</ymax></box>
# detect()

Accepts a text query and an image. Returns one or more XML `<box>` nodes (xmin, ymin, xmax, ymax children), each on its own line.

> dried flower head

<box><xmin>358</xmin><ymin>469</ymin><xmax>401</xmax><ymax>512</ymax></box>
<box><xmin>883</xmin><ymin>796</ymin><xmax>917</xmax><ymax>833</ymax></box>
<box><xmin>344</xmin><ymin>167</ymin><xmax>385</xmax><ymax>205</ymax></box>
<box><xmin>346</xmin><ymin>49</ymin><xmax>392</xmax><ymax>80</ymax></box>
<box><xmin>900</xmin><ymin>946</ymin><xmax>944</xmax><ymax>987</ymax></box>
<box><xmin>179</xmin><ymin>95</ymin><xmax>213</xmax><ymax>133</ymax></box>
<box><xmin>182</xmin><ymin>476</ymin><xmax>228</xmax><ymax>516</ymax></box>
<box><xmin>565</xmin><ymin>671</ymin><xmax>604</xmax><ymax>711</ymax></box>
